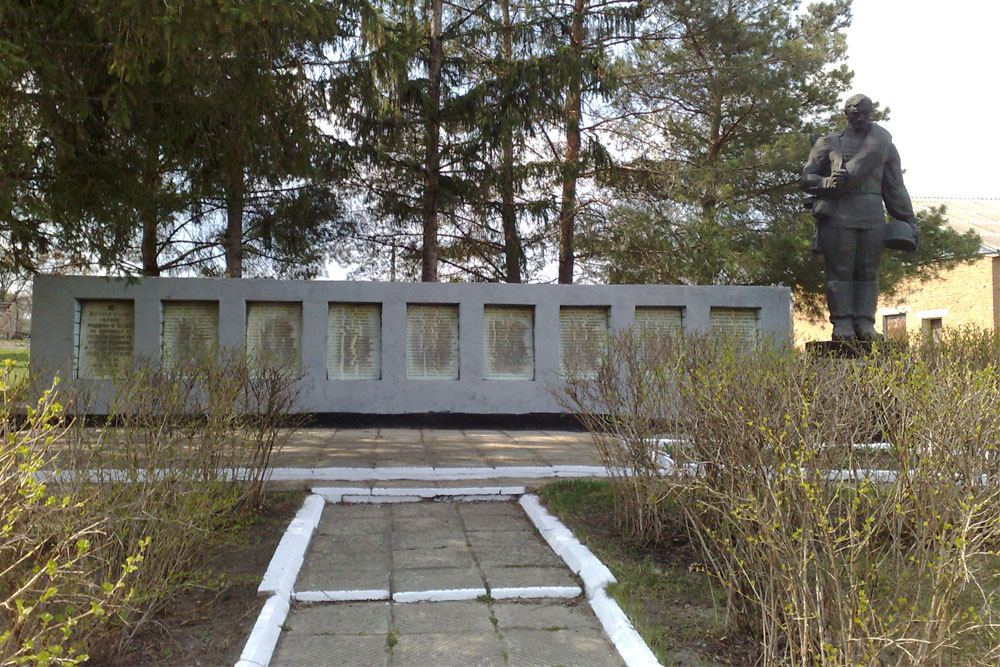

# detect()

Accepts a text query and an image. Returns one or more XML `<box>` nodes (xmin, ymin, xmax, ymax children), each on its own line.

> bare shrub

<box><xmin>1</xmin><ymin>351</ymin><xmax>300</xmax><ymax>663</ymax></box>
<box><xmin>561</xmin><ymin>330</ymin><xmax>1000</xmax><ymax>665</ymax></box>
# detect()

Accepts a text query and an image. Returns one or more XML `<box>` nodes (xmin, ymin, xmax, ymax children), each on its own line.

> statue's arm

<box><xmin>882</xmin><ymin>143</ymin><xmax>917</xmax><ymax>223</ymax></box>
<box><xmin>800</xmin><ymin>137</ymin><xmax>837</xmax><ymax>195</ymax></box>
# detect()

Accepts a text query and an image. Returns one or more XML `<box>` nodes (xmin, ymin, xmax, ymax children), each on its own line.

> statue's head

<box><xmin>844</xmin><ymin>94</ymin><xmax>873</xmax><ymax>132</ymax></box>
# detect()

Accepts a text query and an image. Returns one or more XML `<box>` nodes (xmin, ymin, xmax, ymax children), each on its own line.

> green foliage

<box><xmin>0</xmin><ymin>351</ymin><xmax>299</xmax><ymax>663</ymax></box>
<box><xmin>560</xmin><ymin>330</ymin><xmax>1000</xmax><ymax>665</ymax></box>
<box><xmin>0</xmin><ymin>0</ymin><xmax>354</xmax><ymax>278</ymax></box>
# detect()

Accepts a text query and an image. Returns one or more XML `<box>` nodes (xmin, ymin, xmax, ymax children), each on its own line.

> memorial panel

<box><xmin>327</xmin><ymin>303</ymin><xmax>381</xmax><ymax>380</ymax></box>
<box><xmin>483</xmin><ymin>305</ymin><xmax>534</xmax><ymax>381</ymax></box>
<box><xmin>709</xmin><ymin>307</ymin><xmax>758</xmax><ymax>345</ymax></box>
<box><xmin>76</xmin><ymin>300</ymin><xmax>134</xmax><ymax>379</ymax></box>
<box><xmin>161</xmin><ymin>301</ymin><xmax>219</xmax><ymax>365</ymax></box>
<box><xmin>559</xmin><ymin>307</ymin><xmax>608</xmax><ymax>378</ymax></box>
<box><xmin>246</xmin><ymin>302</ymin><xmax>302</xmax><ymax>375</ymax></box>
<box><xmin>406</xmin><ymin>304</ymin><xmax>459</xmax><ymax>380</ymax></box>
<box><xmin>634</xmin><ymin>306</ymin><xmax>683</xmax><ymax>336</ymax></box>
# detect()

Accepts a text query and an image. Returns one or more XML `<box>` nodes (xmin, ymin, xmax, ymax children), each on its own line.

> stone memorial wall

<box><xmin>32</xmin><ymin>276</ymin><xmax>792</xmax><ymax>415</ymax></box>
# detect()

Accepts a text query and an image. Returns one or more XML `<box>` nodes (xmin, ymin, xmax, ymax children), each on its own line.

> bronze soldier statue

<box><xmin>801</xmin><ymin>94</ymin><xmax>918</xmax><ymax>341</ymax></box>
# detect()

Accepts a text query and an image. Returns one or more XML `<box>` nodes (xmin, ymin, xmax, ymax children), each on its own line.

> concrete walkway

<box><xmin>271</xmin><ymin>501</ymin><xmax>623</xmax><ymax>666</ymax></box>
<box><xmin>254</xmin><ymin>429</ymin><xmax>645</xmax><ymax>666</ymax></box>
<box><xmin>272</xmin><ymin>428</ymin><xmax>602</xmax><ymax>471</ymax></box>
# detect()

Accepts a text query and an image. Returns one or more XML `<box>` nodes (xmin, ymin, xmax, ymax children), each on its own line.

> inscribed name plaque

<box><xmin>634</xmin><ymin>306</ymin><xmax>683</xmax><ymax>336</ymax></box>
<box><xmin>559</xmin><ymin>306</ymin><xmax>608</xmax><ymax>378</ymax></box>
<box><xmin>709</xmin><ymin>307</ymin><xmax>758</xmax><ymax>345</ymax></box>
<box><xmin>77</xmin><ymin>300</ymin><xmax>134</xmax><ymax>379</ymax></box>
<box><xmin>246</xmin><ymin>302</ymin><xmax>302</xmax><ymax>375</ymax></box>
<box><xmin>483</xmin><ymin>305</ymin><xmax>534</xmax><ymax>381</ymax></box>
<box><xmin>327</xmin><ymin>303</ymin><xmax>381</xmax><ymax>380</ymax></box>
<box><xmin>406</xmin><ymin>304</ymin><xmax>459</xmax><ymax>380</ymax></box>
<box><xmin>161</xmin><ymin>301</ymin><xmax>219</xmax><ymax>365</ymax></box>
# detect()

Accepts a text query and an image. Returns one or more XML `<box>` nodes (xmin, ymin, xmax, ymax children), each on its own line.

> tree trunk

<box><xmin>140</xmin><ymin>212</ymin><xmax>159</xmax><ymax>277</ymax></box>
<box><xmin>501</xmin><ymin>137</ymin><xmax>522</xmax><ymax>283</ymax></box>
<box><xmin>224</xmin><ymin>170</ymin><xmax>244</xmax><ymax>278</ymax></box>
<box><xmin>421</xmin><ymin>0</ymin><xmax>443</xmax><ymax>283</ymax></box>
<box><xmin>140</xmin><ymin>162</ymin><xmax>160</xmax><ymax>276</ymax></box>
<box><xmin>501</xmin><ymin>0</ymin><xmax>521</xmax><ymax>283</ymax></box>
<box><xmin>557</xmin><ymin>0</ymin><xmax>584</xmax><ymax>285</ymax></box>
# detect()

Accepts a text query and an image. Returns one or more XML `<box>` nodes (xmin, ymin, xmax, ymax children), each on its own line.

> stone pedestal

<box><xmin>805</xmin><ymin>339</ymin><xmax>906</xmax><ymax>359</ymax></box>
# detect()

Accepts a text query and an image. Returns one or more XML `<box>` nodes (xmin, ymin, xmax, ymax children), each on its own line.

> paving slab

<box><xmin>501</xmin><ymin>629</ymin><xmax>624</xmax><ymax>666</ymax></box>
<box><xmin>391</xmin><ymin>633</ymin><xmax>506</xmax><ymax>667</ymax></box>
<box><xmin>296</xmin><ymin>565</ymin><xmax>391</xmax><ymax>592</ymax></box>
<box><xmin>462</xmin><ymin>514</ymin><xmax>535</xmax><ymax>532</ymax></box>
<box><xmin>482</xmin><ymin>566</ymin><xmax>580</xmax><ymax>590</ymax></box>
<box><xmin>393</xmin><ymin>567</ymin><xmax>484</xmax><ymax>592</ymax></box>
<box><xmin>282</xmin><ymin>602</ymin><xmax>391</xmax><ymax>635</ymax></box>
<box><xmin>391</xmin><ymin>546</ymin><xmax>476</xmax><ymax>569</ymax></box>
<box><xmin>473</xmin><ymin>544</ymin><xmax>564</xmax><ymax>568</ymax></box>
<box><xmin>393</xmin><ymin>532</ymin><xmax>468</xmax><ymax>551</ymax></box>
<box><xmin>392</xmin><ymin>600</ymin><xmax>496</xmax><ymax>634</ymax></box>
<box><xmin>272</xmin><ymin>634</ymin><xmax>390</xmax><ymax>667</ymax></box>
<box><xmin>491</xmin><ymin>600</ymin><xmax>602</xmax><ymax>631</ymax></box>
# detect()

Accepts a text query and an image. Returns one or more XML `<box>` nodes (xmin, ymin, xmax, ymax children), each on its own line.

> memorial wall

<box><xmin>32</xmin><ymin>276</ymin><xmax>792</xmax><ymax>415</ymax></box>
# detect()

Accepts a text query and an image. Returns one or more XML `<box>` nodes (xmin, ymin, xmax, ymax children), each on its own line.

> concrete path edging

<box><xmin>239</xmin><ymin>481</ymin><xmax>662</xmax><ymax>667</ymax></box>
<box><xmin>519</xmin><ymin>494</ymin><xmax>660</xmax><ymax>667</ymax></box>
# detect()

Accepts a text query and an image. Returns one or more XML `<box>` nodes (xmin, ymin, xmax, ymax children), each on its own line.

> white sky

<box><xmin>845</xmin><ymin>0</ymin><xmax>1000</xmax><ymax>198</ymax></box>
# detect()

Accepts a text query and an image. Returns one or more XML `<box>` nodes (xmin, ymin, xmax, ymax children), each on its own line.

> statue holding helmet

<box><xmin>801</xmin><ymin>93</ymin><xmax>918</xmax><ymax>342</ymax></box>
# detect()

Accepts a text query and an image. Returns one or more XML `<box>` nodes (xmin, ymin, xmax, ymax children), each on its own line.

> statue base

<box><xmin>805</xmin><ymin>339</ymin><xmax>905</xmax><ymax>359</ymax></box>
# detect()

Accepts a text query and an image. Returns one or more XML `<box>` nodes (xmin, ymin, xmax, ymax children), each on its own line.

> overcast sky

<box><xmin>844</xmin><ymin>0</ymin><xmax>998</xmax><ymax>198</ymax></box>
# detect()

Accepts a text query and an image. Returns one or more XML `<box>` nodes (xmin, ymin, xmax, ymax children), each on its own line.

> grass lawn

<box><xmin>0</xmin><ymin>341</ymin><xmax>29</xmax><ymax>384</ymax></box>
<box><xmin>539</xmin><ymin>479</ymin><xmax>754</xmax><ymax>666</ymax></box>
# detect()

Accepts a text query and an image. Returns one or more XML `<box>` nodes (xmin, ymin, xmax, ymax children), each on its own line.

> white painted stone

<box><xmin>393</xmin><ymin>588</ymin><xmax>487</xmax><ymax>603</ymax></box>
<box><xmin>312</xmin><ymin>487</ymin><xmax>371</xmax><ymax>503</ymax></box>
<box><xmin>372</xmin><ymin>466</ymin><xmax>438</xmax><ymax>480</ymax></box>
<box><xmin>451</xmin><ymin>495</ymin><xmax>515</xmax><ymax>502</ymax></box>
<box><xmin>341</xmin><ymin>494</ymin><xmax>422</xmax><ymax>503</ymax></box>
<box><xmin>257</xmin><ymin>494</ymin><xmax>324</xmax><ymax>597</ymax></box>
<box><xmin>292</xmin><ymin>590</ymin><xmax>390</xmax><ymax>603</ymax></box>
<box><xmin>490</xmin><ymin>586</ymin><xmax>581</xmax><ymax>600</ymax></box>
<box><xmin>589</xmin><ymin>589</ymin><xmax>660</xmax><ymax>667</ymax></box>
<box><xmin>235</xmin><ymin>594</ymin><xmax>289</xmax><ymax>667</ymax></box>
<box><xmin>552</xmin><ymin>465</ymin><xmax>609</xmax><ymax>477</ymax></box>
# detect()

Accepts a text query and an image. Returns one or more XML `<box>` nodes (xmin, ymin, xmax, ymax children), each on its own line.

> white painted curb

<box><xmin>519</xmin><ymin>495</ymin><xmax>616</xmax><ymax>596</ymax></box>
<box><xmin>313</xmin><ymin>486</ymin><xmax>526</xmax><ymax>503</ymax></box>
<box><xmin>257</xmin><ymin>494</ymin><xmax>325</xmax><ymax>597</ymax></box>
<box><xmin>292</xmin><ymin>589</ymin><xmax>389</xmax><ymax>603</ymax></box>
<box><xmin>490</xmin><ymin>586</ymin><xmax>581</xmax><ymax>600</ymax></box>
<box><xmin>234</xmin><ymin>594</ymin><xmax>289</xmax><ymax>667</ymax></box>
<box><xmin>519</xmin><ymin>494</ymin><xmax>660</xmax><ymax>667</ymax></box>
<box><xmin>393</xmin><ymin>588</ymin><xmax>487</xmax><ymax>603</ymax></box>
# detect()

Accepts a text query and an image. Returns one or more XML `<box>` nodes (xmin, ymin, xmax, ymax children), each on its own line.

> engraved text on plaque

<box><xmin>483</xmin><ymin>305</ymin><xmax>534</xmax><ymax>380</ymax></box>
<box><xmin>559</xmin><ymin>307</ymin><xmax>608</xmax><ymax>378</ymax></box>
<box><xmin>709</xmin><ymin>307</ymin><xmax>758</xmax><ymax>345</ymax></box>
<box><xmin>162</xmin><ymin>301</ymin><xmax>219</xmax><ymax>365</ymax></box>
<box><xmin>246</xmin><ymin>302</ymin><xmax>302</xmax><ymax>375</ymax></box>
<box><xmin>327</xmin><ymin>303</ymin><xmax>381</xmax><ymax>380</ymax></box>
<box><xmin>634</xmin><ymin>306</ymin><xmax>683</xmax><ymax>336</ymax></box>
<box><xmin>406</xmin><ymin>304</ymin><xmax>459</xmax><ymax>380</ymax></box>
<box><xmin>77</xmin><ymin>300</ymin><xmax>134</xmax><ymax>379</ymax></box>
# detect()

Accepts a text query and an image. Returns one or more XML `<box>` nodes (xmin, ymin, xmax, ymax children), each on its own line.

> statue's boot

<box><xmin>853</xmin><ymin>280</ymin><xmax>883</xmax><ymax>341</ymax></box>
<box><xmin>825</xmin><ymin>280</ymin><xmax>856</xmax><ymax>341</ymax></box>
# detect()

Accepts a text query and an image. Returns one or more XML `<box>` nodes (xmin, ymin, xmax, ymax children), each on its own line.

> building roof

<box><xmin>911</xmin><ymin>197</ymin><xmax>1000</xmax><ymax>253</ymax></box>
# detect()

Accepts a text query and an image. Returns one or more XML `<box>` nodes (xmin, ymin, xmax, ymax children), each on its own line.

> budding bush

<box><xmin>560</xmin><ymin>329</ymin><xmax>1000</xmax><ymax>665</ymax></box>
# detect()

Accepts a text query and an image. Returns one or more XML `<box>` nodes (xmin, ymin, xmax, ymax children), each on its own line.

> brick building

<box><xmin>794</xmin><ymin>198</ymin><xmax>1000</xmax><ymax>345</ymax></box>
